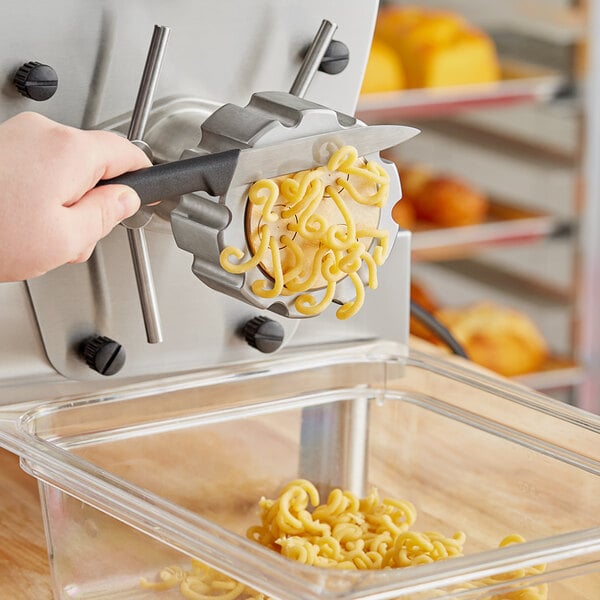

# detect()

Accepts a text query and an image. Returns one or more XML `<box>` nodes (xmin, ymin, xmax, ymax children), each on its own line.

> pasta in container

<box><xmin>6</xmin><ymin>344</ymin><xmax>598</xmax><ymax>600</ymax></box>
<box><xmin>142</xmin><ymin>479</ymin><xmax>549</xmax><ymax>599</ymax></box>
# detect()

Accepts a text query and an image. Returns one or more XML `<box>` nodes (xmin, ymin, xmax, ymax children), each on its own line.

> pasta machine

<box><xmin>0</xmin><ymin>0</ymin><xmax>414</xmax><ymax>404</ymax></box>
<box><xmin>1</xmin><ymin>6</ymin><xmax>599</xmax><ymax>600</ymax></box>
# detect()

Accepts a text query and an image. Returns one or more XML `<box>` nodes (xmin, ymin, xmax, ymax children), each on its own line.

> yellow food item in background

<box><xmin>391</xmin><ymin>197</ymin><xmax>417</xmax><ymax>230</ymax></box>
<box><xmin>409</xmin><ymin>279</ymin><xmax>441</xmax><ymax>342</ymax></box>
<box><xmin>360</xmin><ymin>38</ymin><xmax>406</xmax><ymax>94</ymax></box>
<box><xmin>395</xmin><ymin>162</ymin><xmax>433</xmax><ymax>201</ymax></box>
<box><xmin>377</xmin><ymin>6</ymin><xmax>466</xmax><ymax>51</ymax></box>
<box><xmin>409</xmin><ymin>277</ymin><xmax>550</xmax><ymax>378</ymax></box>
<box><xmin>386</xmin><ymin>159</ymin><xmax>489</xmax><ymax>229</ymax></box>
<box><xmin>436</xmin><ymin>302</ymin><xmax>549</xmax><ymax>377</ymax></box>
<box><xmin>411</xmin><ymin>175</ymin><xmax>489</xmax><ymax>227</ymax></box>
<box><xmin>371</xmin><ymin>6</ymin><xmax>500</xmax><ymax>90</ymax></box>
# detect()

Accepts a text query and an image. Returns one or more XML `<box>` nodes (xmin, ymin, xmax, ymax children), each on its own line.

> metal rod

<box><xmin>126</xmin><ymin>228</ymin><xmax>163</xmax><ymax>342</ymax></box>
<box><xmin>289</xmin><ymin>19</ymin><xmax>337</xmax><ymax>98</ymax></box>
<box><xmin>126</xmin><ymin>24</ymin><xmax>170</xmax><ymax>344</ymax></box>
<box><xmin>299</xmin><ymin>397</ymin><xmax>369</xmax><ymax>498</ymax></box>
<box><xmin>128</xmin><ymin>25</ymin><xmax>171</xmax><ymax>141</ymax></box>
<box><xmin>127</xmin><ymin>227</ymin><xmax>163</xmax><ymax>343</ymax></box>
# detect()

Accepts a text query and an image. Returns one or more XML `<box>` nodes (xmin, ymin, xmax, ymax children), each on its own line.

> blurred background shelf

<box><xmin>513</xmin><ymin>356</ymin><xmax>584</xmax><ymax>393</ymax></box>
<box><xmin>409</xmin><ymin>200</ymin><xmax>570</xmax><ymax>261</ymax></box>
<box><xmin>357</xmin><ymin>61</ymin><xmax>569</xmax><ymax>122</ymax></box>
<box><xmin>429</xmin><ymin>259</ymin><xmax>575</xmax><ymax>306</ymax></box>
<box><xmin>369</xmin><ymin>0</ymin><xmax>594</xmax><ymax>410</ymax></box>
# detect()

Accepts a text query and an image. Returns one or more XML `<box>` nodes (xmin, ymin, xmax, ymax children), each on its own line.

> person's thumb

<box><xmin>70</xmin><ymin>184</ymin><xmax>140</xmax><ymax>238</ymax></box>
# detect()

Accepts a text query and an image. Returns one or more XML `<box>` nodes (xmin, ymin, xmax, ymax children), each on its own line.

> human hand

<box><xmin>0</xmin><ymin>111</ymin><xmax>152</xmax><ymax>282</ymax></box>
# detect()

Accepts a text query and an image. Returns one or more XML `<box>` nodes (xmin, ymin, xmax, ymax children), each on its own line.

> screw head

<box><xmin>81</xmin><ymin>335</ymin><xmax>126</xmax><ymax>376</ymax></box>
<box><xmin>319</xmin><ymin>40</ymin><xmax>350</xmax><ymax>75</ymax></box>
<box><xmin>243</xmin><ymin>316</ymin><xmax>285</xmax><ymax>354</ymax></box>
<box><xmin>13</xmin><ymin>61</ymin><xmax>58</xmax><ymax>101</ymax></box>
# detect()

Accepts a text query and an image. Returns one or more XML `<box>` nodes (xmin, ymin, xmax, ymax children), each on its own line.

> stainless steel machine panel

<box><xmin>0</xmin><ymin>0</ymin><xmax>412</xmax><ymax>404</ymax></box>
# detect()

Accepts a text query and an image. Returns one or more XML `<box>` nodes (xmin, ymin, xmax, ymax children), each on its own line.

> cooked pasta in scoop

<box><xmin>219</xmin><ymin>146</ymin><xmax>391</xmax><ymax>320</ymax></box>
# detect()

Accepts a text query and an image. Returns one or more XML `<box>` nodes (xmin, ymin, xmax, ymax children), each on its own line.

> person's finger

<box><xmin>64</xmin><ymin>183</ymin><xmax>141</xmax><ymax>254</ymax></box>
<box><xmin>50</xmin><ymin>128</ymin><xmax>151</xmax><ymax>203</ymax></box>
<box><xmin>84</xmin><ymin>129</ymin><xmax>152</xmax><ymax>181</ymax></box>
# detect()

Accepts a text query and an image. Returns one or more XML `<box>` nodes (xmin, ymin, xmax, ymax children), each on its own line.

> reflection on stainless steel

<box><xmin>87</xmin><ymin>246</ymin><xmax>112</xmax><ymax>334</ymax></box>
<box><xmin>81</xmin><ymin>9</ymin><xmax>116</xmax><ymax>130</ymax></box>
<box><xmin>127</xmin><ymin>25</ymin><xmax>171</xmax><ymax>143</ymax></box>
<box><xmin>300</xmin><ymin>395</ymin><xmax>370</xmax><ymax>498</ymax></box>
<box><xmin>127</xmin><ymin>227</ymin><xmax>163</xmax><ymax>344</ymax></box>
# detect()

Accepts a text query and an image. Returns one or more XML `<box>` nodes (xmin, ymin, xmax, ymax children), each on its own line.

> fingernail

<box><xmin>118</xmin><ymin>188</ymin><xmax>141</xmax><ymax>219</ymax></box>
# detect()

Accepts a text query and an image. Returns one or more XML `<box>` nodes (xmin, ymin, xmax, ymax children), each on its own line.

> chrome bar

<box><xmin>128</xmin><ymin>25</ymin><xmax>171</xmax><ymax>141</ymax></box>
<box><xmin>299</xmin><ymin>396</ymin><xmax>370</xmax><ymax>498</ymax></box>
<box><xmin>125</xmin><ymin>24</ymin><xmax>170</xmax><ymax>344</ymax></box>
<box><xmin>127</xmin><ymin>227</ymin><xmax>163</xmax><ymax>343</ymax></box>
<box><xmin>289</xmin><ymin>19</ymin><xmax>337</xmax><ymax>98</ymax></box>
<box><xmin>293</xmin><ymin>20</ymin><xmax>371</xmax><ymax>497</ymax></box>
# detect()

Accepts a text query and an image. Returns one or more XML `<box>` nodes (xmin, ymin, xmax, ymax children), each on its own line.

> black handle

<box><xmin>98</xmin><ymin>148</ymin><xmax>241</xmax><ymax>204</ymax></box>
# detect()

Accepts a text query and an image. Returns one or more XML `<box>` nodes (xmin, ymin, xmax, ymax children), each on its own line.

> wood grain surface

<box><xmin>0</xmin><ymin>449</ymin><xmax>52</xmax><ymax>599</ymax></box>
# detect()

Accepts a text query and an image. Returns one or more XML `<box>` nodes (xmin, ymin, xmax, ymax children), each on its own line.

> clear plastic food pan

<box><xmin>0</xmin><ymin>342</ymin><xmax>598</xmax><ymax>599</ymax></box>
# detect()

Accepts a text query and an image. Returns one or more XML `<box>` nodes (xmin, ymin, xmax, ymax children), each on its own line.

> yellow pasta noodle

<box><xmin>452</xmin><ymin>534</ymin><xmax>548</xmax><ymax>599</ymax></box>
<box><xmin>220</xmin><ymin>145</ymin><xmax>393</xmax><ymax>319</ymax></box>
<box><xmin>250</xmin><ymin>237</ymin><xmax>285</xmax><ymax>299</ymax></box>
<box><xmin>335</xmin><ymin>272</ymin><xmax>365</xmax><ymax>320</ymax></box>
<box><xmin>280</xmin><ymin>168</ymin><xmax>325</xmax><ymax>219</ymax></box>
<box><xmin>283</xmin><ymin>245</ymin><xmax>330</xmax><ymax>294</ymax></box>
<box><xmin>142</xmin><ymin>481</ymin><xmax>548</xmax><ymax>600</ymax></box>
<box><xmin>248</xmin><ymin>178</ymin><xmax>280</xmax><ymax>223</ymax></box>
<box><xmin>245</xmin><ymin>481</ymin><xmax>549</xmax><ymax>598</ymax></box>
<box><xmin>220</xmin><ymin>224</ymin><xmax>271</xmax><ymax>274</ymax></box>
<box><xmin>357</xmin><ymin>227</ymin><xmax>389</xmax><ymax>266</ymax></box>
<box><xmin>140</xmin><ymin>565</ymin><xmax>185</xmax><ymax>591</ymax></box>
<box><xmin>142</xmin><ymin>560</ymin><xmax>267</xmax><ymax>600</ymax></box>
<box><xmin>246</xmin><ymin>479</ymin><xmax>430</xmax><ymax>570</ymax></box>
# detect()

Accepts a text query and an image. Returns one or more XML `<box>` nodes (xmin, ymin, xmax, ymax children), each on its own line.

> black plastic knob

<box><xmin>318</xmin><ymin>40</ymin><xmax>350</xmax><ymax>75</ymax></box>
<box><xmin>243</xmin><ymin>316</ymin><xmax>285</xmax><ymax>354</ymax></box>
<box><xmin>81</xmin><ymin>335</ymin><xmax>126</xmax><ymax>376</ymax></box>
<box><xmin>13</xmin><ymin>61</ymin><xmax>58</xmax><ymax>101</ymax></box>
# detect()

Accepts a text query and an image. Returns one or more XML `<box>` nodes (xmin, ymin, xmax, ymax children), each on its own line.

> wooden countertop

<box><xmin>0</xmin><ymin>447</ymin><xmax>52</xmax><ymax>599</ymax></box>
